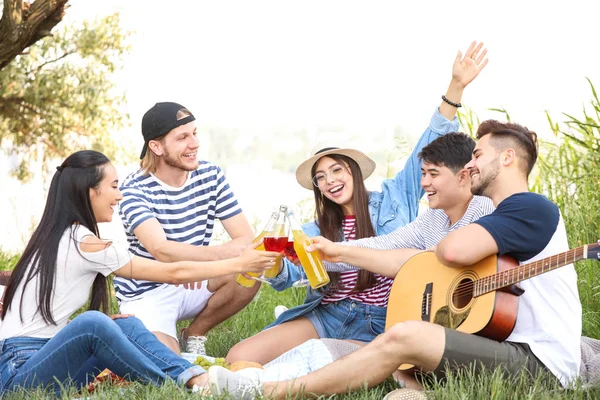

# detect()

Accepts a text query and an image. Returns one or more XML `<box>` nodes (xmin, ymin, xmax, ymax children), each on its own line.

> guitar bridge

<box><xmin>421</xmin><ymin>282</ymin><xmax>433</xmax><ymax>322</ymax></box>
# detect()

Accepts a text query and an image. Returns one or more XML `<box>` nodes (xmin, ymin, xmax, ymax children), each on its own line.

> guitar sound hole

<box><xmin>452</xmin><ymin>278</ymin><xmax>473</xmax><ymax>309</ymax></box>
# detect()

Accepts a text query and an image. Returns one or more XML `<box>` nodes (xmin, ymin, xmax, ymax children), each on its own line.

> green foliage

<box><xmin>0</xmin><ymin>13</ymin><xmax>133</xmax><ymax>180</ymax></box>
<box><xmin>0</xmin><ymin>248</ymin><xmax>19</xmax><ymax>271</ymax></box>
<box><xmin>531</xmin><ymin>80</ymin><xmax>600</xmax><ymax>337</ymax></box>
<box><xmin>457</xmin><ymin>107</ymin><xmax>481</xmax><ymax>137</ymax></box>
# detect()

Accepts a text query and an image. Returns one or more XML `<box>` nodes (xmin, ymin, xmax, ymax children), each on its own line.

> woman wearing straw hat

<box><xmin>226</xmin><ymin>41</ymin><xmax>489</xmax><ymax>366</ymax></box>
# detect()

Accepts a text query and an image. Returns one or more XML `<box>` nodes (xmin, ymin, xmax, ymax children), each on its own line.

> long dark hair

<box><xmin>1</xmin><ymin>150</ymin><xmax>112</xmax><ymax>323</ymax></box>
<box><xmin>311</xmin><ymin>154</ymin><xmax>377</xmax><ymax>291</ymax></box>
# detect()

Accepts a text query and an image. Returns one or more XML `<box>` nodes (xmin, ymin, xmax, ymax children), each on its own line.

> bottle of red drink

<box><xmin>235</xmin><ymin>209</ymin><xmax>281</xmax><ymax>287</ymax></box>
<box><xmin>263</xmin><ymin>205</ymin><xmax>288</xmax><ymax>278</ymax></box>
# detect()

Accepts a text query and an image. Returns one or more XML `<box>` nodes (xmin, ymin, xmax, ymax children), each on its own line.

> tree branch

<box><xmin>0</xmin><ymin>0</ymin><xmax>69</xmax><ymax>70</ymax></box>
<box><xmin>30</xmin><ymin>49</ymin><xmax>75</xmax><ymax>73</ymax></box>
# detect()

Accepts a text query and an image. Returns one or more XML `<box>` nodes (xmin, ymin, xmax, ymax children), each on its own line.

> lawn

<box><xmin>2</xmin><ymin>269</ymin><xmax>600</xmax><ymax>399</ymax></box>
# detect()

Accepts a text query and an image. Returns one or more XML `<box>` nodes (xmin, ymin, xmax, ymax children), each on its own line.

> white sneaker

<box><xmin>208</xmin><ymin>365</ymin><xmax>264</xmax><ymax>399</ymax></box>
<box><xmin>274</xmin><ymin>305</ymin><xmax>288</xmax><ymax>319</ymax></box>
<box><xmin>180</xmin><ymin>328</ymin><xmax>207</xmax><ymax>356</ymax></box>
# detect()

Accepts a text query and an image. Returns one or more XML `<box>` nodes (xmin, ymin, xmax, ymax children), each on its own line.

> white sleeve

<box><xmin>80</xmin><ymin>240</ymin><xmax>133</xmax><ymax>277</ymax></box>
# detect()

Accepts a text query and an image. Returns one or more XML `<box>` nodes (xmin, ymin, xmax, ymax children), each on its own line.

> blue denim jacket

<box><xmin>266</xmin><ymin>108</ymin><xmax>459</xmax><ymax>329</ymax></box>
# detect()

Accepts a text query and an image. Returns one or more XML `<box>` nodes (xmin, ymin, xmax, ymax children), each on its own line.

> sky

<box><xmin>2</xmin><ymin>0</ymin><xmax>600</xmax><ymax>250</ymax></box>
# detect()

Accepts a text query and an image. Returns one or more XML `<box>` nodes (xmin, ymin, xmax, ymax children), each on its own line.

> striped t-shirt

<box><xmin>321</xmin><ymin>216</ymin><xmax>394</xmax><ymax>306</ymax></box>
<box><xmin>325</xmin><ymin>195</ymin><xmax>495</xmax><ymax>272</ymax></box>
<box><xmin>115</xmin><ymin>161</ymin><xmax>242</xmax><ymax>301</ymax></box>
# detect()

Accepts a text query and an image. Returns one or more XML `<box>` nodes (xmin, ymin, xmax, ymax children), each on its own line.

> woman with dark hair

<box><xmin>0</xmin><ymin>150</ymin><xmax>278</xmax><ymax>395</ymax></box>
<box><xmin>226</xmin><ymin>41</ymin><xmax>489</xmax><ymax>365</ymax></box>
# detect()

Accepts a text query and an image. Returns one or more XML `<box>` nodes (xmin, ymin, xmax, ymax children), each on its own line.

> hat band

<box><xmin>314</xmin><ymin>147</ymin><xmax>339</xmax><ymax>155</ymax></box>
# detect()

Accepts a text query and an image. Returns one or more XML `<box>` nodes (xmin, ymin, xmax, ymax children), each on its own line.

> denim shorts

<box><xmin>304</xmin><ymin>298</ymin><xmax>387</xmax><ymax>342</ymax></box>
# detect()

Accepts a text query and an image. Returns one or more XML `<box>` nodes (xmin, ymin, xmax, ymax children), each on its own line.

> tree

<box><xmin>0</xmin><ymin>11</ymin><xmax>133</xmax><ymax>180</ymax></box>
<box><xmin>0</xmin><ymin>0</ymin><xmax>69</xmax><ymax>70</ymax></box>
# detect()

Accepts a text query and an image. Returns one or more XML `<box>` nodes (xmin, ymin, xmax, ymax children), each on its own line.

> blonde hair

<box><xmin>140</xmin><ymin>135</ymin><xmax>166</xmax><ymax>175</ymax></box>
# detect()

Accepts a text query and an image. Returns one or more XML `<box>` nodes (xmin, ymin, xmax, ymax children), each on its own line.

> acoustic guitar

<box><xmin>386</xmin><ymin>243</ymin><xmax>600</xmax><ymax>344</ymax></box>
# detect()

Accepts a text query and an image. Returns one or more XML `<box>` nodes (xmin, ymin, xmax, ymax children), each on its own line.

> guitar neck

<box><xmin>474</xmin><ymin>245</ymin><xmax>590</xmax><ymax>297</ymax></box>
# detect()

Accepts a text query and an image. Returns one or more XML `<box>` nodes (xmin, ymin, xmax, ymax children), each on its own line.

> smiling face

<box><xmin>151</xmin><ymin>121</ymin><xmax>200</xmax><ymax>172</ymax></box>
<box><xmin>421</xmin><ymin>162</ymin><xmax>465</xmax><ymax>211</ymax></box>
<box><xmin>313</xmin><ymin>156</ymin><xmax>354</xmax><ymax>210</ymax></box>
<box><xmin>465</xmin><ymin>135</ymin><xmax>501</xmax><ymax>197</ymax></box>
<box><xmin>89</xmin><ymin>163</ymin><xmax>122</xmax><ymax>223</ymax></box>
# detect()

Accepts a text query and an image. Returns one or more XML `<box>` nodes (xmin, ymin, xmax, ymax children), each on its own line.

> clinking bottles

<box><xmin>235</xmin><ymin>209</ymin><xmax>280</xmax><ymax>288</ymax></box>
<box><xmin>287</xmin><ymin>209</ymin><xmax>330</xmax><ymax>289</ymax></box>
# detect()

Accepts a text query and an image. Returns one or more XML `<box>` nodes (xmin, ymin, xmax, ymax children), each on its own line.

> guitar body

<box><xmin>386</xmin><ymin>252</ymin><xmax>519</xmax><ymax>341</ymax></box>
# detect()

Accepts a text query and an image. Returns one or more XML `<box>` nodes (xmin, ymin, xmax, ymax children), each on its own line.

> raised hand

<box><xmin>305</xmin><ymin>236</ymin><xmax>345</xmax><ymax>263</ymax></box>
<box><xmin>452</xmin><ymin>41</ymin><xmax>489</xmax><ymax>88</ymax></box>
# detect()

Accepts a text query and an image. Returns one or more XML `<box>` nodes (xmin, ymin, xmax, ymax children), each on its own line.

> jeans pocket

<box><xmin>367</xmin><ymin>315</ymin><xmax>386</xmax><ymax>336</ymax></box>
<box><xmin>12</xmin><ymin>349</ymin><xmax>37</xmax><ymax>370</ymax></box>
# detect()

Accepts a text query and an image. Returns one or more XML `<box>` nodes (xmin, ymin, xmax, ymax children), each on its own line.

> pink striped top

<box><xmin>321</xmin><ymin>216</ymin><xmax>393</xmax><ymax>306</ymax></box>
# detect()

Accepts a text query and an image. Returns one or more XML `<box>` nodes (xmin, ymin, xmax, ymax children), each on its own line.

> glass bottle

<box><xmin>235</xmin><ymin>209</ymin><xmax>280</xmax><ymax>287</ymax></box>
<box><xmin>263</xmin><ymin>205</ymin><xmax>289</xmax><ymax>278</ymax></box>
<box><xmin>287</xmin><ymin>209</ymin><xmax>330</xmax><ymax>289</ymax></box>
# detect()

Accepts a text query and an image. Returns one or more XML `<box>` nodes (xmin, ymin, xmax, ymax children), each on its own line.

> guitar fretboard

<box><xmin>473</xmin><ymin>246</ymin><xmax>585</xmax><ymax>297</ymax></box>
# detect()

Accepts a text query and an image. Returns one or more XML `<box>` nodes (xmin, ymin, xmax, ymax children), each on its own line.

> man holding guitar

<box><xmin>208</xmin><ymin>120</ymin><xmax>590</xmax><ymax>398</ymax></box>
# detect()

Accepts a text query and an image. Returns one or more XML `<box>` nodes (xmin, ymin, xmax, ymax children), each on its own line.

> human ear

<box><xmin>149</xmin><ymin>140</ymin><xmax>163</xmax><ymax>156</ymax></box>
<box><xmin>502</xmin><ymin>148</ymin><xmax>516</xmax><ymax>166</ymax></box>
<box><xmin>458</xmin><ymin>168</ymin><xmax>469</xmax><ymax>185</ymax></box>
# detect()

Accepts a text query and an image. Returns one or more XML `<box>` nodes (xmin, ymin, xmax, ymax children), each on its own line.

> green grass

<box><xmin>2</xmin><ymin>279</ymin><xmax>600</xmax><ymax>399</ymax></box>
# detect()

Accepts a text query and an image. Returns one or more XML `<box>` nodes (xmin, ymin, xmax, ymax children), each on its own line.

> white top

<box><xmin>0</xmin><ymin>226</ymin><xmax>131</xmax><ymax>339</ymax></box>
<box><xmin>505</xmin><ymin>217</ymin><xmax>581</xmax><ymax>387</ymax></box>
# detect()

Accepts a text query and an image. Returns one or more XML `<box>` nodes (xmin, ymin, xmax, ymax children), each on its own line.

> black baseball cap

<box><xmin>140</xmin><ymin>102</ymin><xmax>196</xmax><ymax>159</ymax></box>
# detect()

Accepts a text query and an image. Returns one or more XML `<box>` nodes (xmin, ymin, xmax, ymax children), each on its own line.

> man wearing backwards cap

<box><xmin>116</xmin><ymin>102</ymin><xmax>257</xmax><ymax>356</ymax></box>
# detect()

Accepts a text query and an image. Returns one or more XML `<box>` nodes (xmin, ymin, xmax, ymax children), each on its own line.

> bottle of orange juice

<box><xmin>287</xmin><ymin>210</ymin><xmax>330</xmax><ymax>289</ymax></box>
<box><xmin>235</xmin><ymin>210</ymin><xmax>280</xmax><ymax>288</ymax></box>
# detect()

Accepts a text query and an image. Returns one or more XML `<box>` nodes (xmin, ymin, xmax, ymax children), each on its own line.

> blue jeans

<box><xmin>0</xmin><ymin>311</ymin><xmax>204</xmax><ymax>395</ymax></box>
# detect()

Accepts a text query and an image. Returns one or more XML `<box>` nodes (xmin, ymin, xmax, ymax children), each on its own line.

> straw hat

<box><xmin>295</xmin><ymin>141</ymin><xmax>376</xmax><ymax>190</ymax></box>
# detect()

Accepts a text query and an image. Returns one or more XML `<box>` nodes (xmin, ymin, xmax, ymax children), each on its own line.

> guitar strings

<box><xmin>424</xmin><ymin>249</ymin><xmax>584</xmax><ymax>302</ymax></box>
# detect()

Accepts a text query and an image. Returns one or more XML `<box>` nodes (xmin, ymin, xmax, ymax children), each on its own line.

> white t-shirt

<box><xmin>475</xmin><ymin>193</ymin><xmax>581</xmax><ymax>386</ymax></box>
<box><xmin>0</xmin><ymin>225</ymin><xmax>131</xmax><ymax>339</ymax></box>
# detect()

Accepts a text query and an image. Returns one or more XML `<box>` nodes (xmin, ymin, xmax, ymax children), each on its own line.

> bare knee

<box><xmin>382</xmin><ymin>321</ymin><xmax>424</xmax><ymax>353</ymax></box>
<box><xmin>226</xmin><ymin>340</ymin><xmax>259</xmax><ymax>364</ymax></box>
<box><xmin>209</xmin><ymin>275</ymin><xmax>260</xmax><ymax>302</ymax></box>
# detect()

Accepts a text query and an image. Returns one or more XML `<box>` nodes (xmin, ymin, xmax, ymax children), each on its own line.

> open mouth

<box><xmin>328</xmin><ymin>184</ymin><xmax>344</xmax><ymax>196</ymax></box>
<box><xmin>427</xmin><ymin>191</ymin><xmax>437</xmax><ymax>198</ymax></box>
<box><xmin>183</xmin><ymin>152</ymin><xmax>197</xmax><ymax>159</ymax></box>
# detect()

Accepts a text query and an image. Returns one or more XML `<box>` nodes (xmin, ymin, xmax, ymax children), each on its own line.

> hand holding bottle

<box><xmin>304</xmin><ymin>236</ymin><xmax>345</xmax><ymax>263</ymax></box>
<box><xmin>236</xmin><ymin>240</ymin><xmax>281</xmax><ymax>273</ymax></box>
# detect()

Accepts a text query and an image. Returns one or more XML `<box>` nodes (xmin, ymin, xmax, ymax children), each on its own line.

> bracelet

<box><xmin>442</xmin><ymin>95</ymin><xmax>462</xmax><ymax>108</ymax></box>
